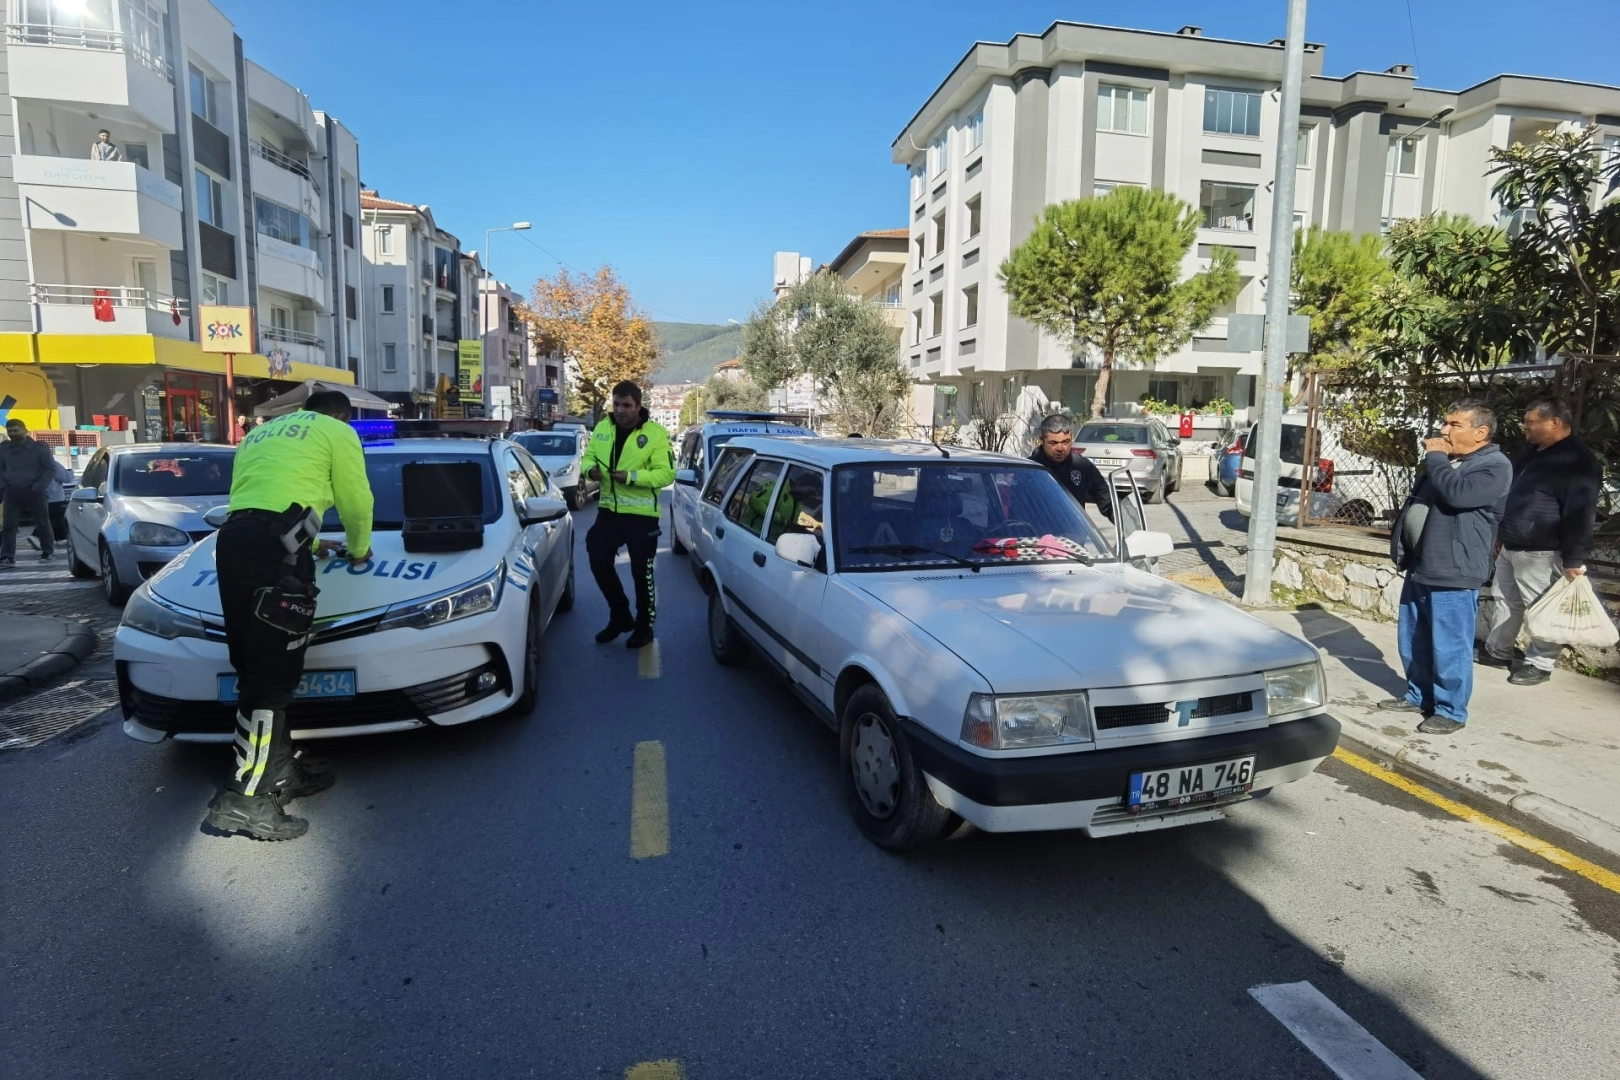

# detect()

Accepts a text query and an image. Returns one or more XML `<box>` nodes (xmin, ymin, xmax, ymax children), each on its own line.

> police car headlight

<box><xmin>961</xmin><ymin>692</ymin><xmax>1092</xmax><ymax>750</ymax></box>
<box><xmin>129</xmin><ymin>521</ymin><xmax>190</xmax><ymax>546</ymax></box>
<box><xmin>1265</xmin><ymin>662</ymin><xmax>1325</xmax><ymax>717</ymax></box>
<box><xmin>378</xmin><ymin>562</ymin><xmax>505</xmax><ymax>632</ymax></box>
<box><xmin>122</xmin><ymin>586</ymin><xmax>210</xmax><ymax>640</ymax></box>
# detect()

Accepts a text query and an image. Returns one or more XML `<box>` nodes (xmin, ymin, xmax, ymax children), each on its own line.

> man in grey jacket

<box><xmin>2</xmin><ymin>418</ymin><xmax>57</xmax><ymax>565</ymax></box>
<box><xmin>1381</xmin><ymin>399</ymin><xmax>1512</xmax><ymax>735</ymax></box>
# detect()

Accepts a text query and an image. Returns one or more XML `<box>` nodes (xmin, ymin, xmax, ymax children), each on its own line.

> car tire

<box><xmin>1144</xmin><ymin>474</ymin><xmax>1165</xmax><ymax>504</ymax></box>
<box><xmin>707</xmin><ymin>589</ymin><xmax>750</xmax><ymax>666</ymax></box>
<box><xmin>67</xmin><ymin>532</ymin><xmax>95</xmax><ymax>578</ymax></box>
<box><xmin>100</xmin><ymin>541</ymin><xmax>130</xmax><ymax>606</ymax></box>
<box><xmin>1215</xmin><ymin>478</ymin><xmax>1234</xmax><ymax>498</ymax></box>
<box><xmin>564</xmin><ymin>486</ymin><xmax>580</xmax><ymax>511</ymax></box>
<box><xmin>509</xmin><ymin>599</ymin><xmax>544</xmax><ymax>715</ymax></box>
<box><xmin>556</xmin><ymin>554</ymin><xmax>575</xmax><ymax>613</ymax></box>
<box><xmin>670</xmin><ymin>514</ymin><xmax>687</xmax><ymax>556</ymax></box>
<box><xmin>840</xmin><ymin>684</ymin><xmax>958</xmax><ymax>852</ymax></box>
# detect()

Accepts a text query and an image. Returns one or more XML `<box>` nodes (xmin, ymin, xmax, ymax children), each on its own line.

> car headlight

<box><xmin>961</xmin><ymin>692</ymin><xmax>1092</xmax><ymax>750</ymax></box>
<box><xmin>129</xmin><ymin>521</ymin><xmax>190</xmax><ymax>546</ymax></box>
<box><xmin>121</xmin><ymin>586</ymin><xmax>210</xmax><ymax>640</ymax></box>
<box><xmin>1265</xmin><ymin>662</ymin><xmax>1325</xmax><ymax>717</ymax></box>
<box><xmin>553</xmin><ymin>463</ymin><xmax>575</xmax><ymax>477</ymax></box>
<box><xmin>377</xmin><ymin>562</ymin><xmax>505</xmax><ymax>632</ymax></box>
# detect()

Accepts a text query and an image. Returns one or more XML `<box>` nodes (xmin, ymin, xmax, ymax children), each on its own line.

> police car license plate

<box><xmin>217</xmin><ymin>670</ymin><xmax>356</xmax><ymax>702</ymax></box>
<box><xmin>1127</xmin><ymin>755</ymin><xmax>1255</xmax><ymax>813</ymax></box>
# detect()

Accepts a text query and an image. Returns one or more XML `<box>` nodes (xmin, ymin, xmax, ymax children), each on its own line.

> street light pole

<box><xmin>481</xmin><ymin>221</ymin><xmax>531</xmax><ymax>422</ymax></box>
<box><xmin>1382</xmin><ymin>107</ymin><xmax>1454</xmax><ymax>233</ymax></box>
<box><xmin>1241</xmin><ymin>0</ymin><xmax>1309</xmax><ymax>607</ymax></box>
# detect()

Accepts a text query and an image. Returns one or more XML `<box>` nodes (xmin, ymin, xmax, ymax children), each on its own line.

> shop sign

<box><xmin>199</xmin><ymin>306</ymin><xmax>254</xmax><ymax>353</ymax></box>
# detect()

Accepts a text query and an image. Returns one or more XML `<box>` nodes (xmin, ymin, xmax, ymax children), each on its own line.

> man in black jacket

<box><xmin>1482</xmin><ymin>396</ymin><xmax>1603</xmax><ymax>686</ymax></box>
<box><xmin>2</xmin><ymin>418</ymin><xmax>57</xmax><ymax>566</ymax></box>
<box><xmin>1030</xmin><ymin>414</ymin><xmax>1114</xmax><ymax>523</ymax></box>
<box><xmin>1382</xmin><ymin>399</ymin><xmax>1512</xmax><ymax>735</ymax></box>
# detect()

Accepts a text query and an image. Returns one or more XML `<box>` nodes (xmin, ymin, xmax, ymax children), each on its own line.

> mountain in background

<box><xmin>651</xmin><ymin>321</ymin><xmax>743</xmax><ymax>386</ymax></box>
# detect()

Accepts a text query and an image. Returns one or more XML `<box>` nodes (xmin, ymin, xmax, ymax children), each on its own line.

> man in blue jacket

<box><xmin>1382</xmin><ymin>399</ymin><xmax>1512</xmax><ymax>735</ymax></box>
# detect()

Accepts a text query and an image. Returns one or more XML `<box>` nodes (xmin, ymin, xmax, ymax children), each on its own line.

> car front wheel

<box><xmin>707</xmin><ymin>589</ymin><xmax>749</xmax><ymax>666</ymax></box>
<box><xmin>509</xmin><ymin>599</ymin><xmax>544</xmax><ymax>715</ymax></box>
<box><xmin>100</xmin><ymin>542</ymin><xmax>130</xmax><ymax>606</ymax></box>
<box><xmin>67</xmin><ymin>531</ymin><xmax>95</xmax><ymax>578</ymax></box>
<box><xmin>841</xmin><ymin>684</ymin><xmax>957</xmax><ymax>852</ymax></box>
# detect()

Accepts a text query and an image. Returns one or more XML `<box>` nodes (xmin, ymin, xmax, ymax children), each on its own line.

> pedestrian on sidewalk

<box><xmin>1481</xmin><ymin>396</ymin><xmax>1602</xmax><ymax>686</ymax></box>
<box><xmin>27</xmin><ymin>458</ymin><xmax>71</xmax><ymax>552</ymax></box>
<box><xmin>1382</xmin><ymin>400</ymin><xmax>1512</xmax><ymax>736</ymax></box>
<box><xmin>1</xmin><ymin>418</ymin><xmax>57</xmax><ymax>566</ymax></box>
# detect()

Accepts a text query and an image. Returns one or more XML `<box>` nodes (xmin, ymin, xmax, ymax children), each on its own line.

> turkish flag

<box><xmin>170</xmin><ymin>298</ymin><xmax>181</xmax><ymax>326</ymax></box>
<box><xmin>92</xmin><ymin>289</ymin><xmax>115</xmax><ymax>322</ymax></box>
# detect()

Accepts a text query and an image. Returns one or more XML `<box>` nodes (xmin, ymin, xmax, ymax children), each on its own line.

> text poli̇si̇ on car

<box><xmin>114</xmin><ymin>420</ymin><xmax>575</xmax><ymax>744</ymax></box>
<box><xmin>692</xmin><ymin>437</ymin><xmax>1340</xmax><ymax>850</ymax></box>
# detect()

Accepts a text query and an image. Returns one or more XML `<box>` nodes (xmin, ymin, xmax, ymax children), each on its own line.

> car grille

<box><xmin>117</xmin><ymin>655</ymin><xmax>510</xmax><ymax>734</ymax></box>
<box><xmin>1094</xmin><ymin>691</ymin><xmax>1254</xmax><ymax>730</ymax></box>
<box><xmin>1088</xmin><ymin>795</ymin><xmax>1250</xmax><ymax>829</ymax></box>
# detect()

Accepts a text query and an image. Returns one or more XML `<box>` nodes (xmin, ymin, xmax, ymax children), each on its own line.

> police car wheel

<box><xmin>100</xmin><ymin>542</ymin><xmax>130</xmax><ymax>606</ymax></box>
<box><xmin>840</xmin><ymin>685</ymin><xmax>957</xmax><ymax>852</ymax></box>
<box><xmin>556</xmin><ymin>555</ymin><xmax>575</xmax><ymax>613</ymax></box>
<box><xmin>707</xmin><ymin>590</ymin><xmax>749</xmax><ymax>666</ymax></box>
<box><xmin>670</xmin><ymin>515</ymin><xmax>687</xmax><ymax>555</ymax></box>
<box><xmin>510</xmin><ymin>600</ymin><xmax>544</xmax><ymax>715</ymax></box>
<box><xmin>563</xmin><ymin>487</ymin><xmax>580</xmax><ymax>511</ymax></box>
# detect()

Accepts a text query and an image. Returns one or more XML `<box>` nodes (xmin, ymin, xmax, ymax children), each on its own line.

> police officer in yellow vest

<box><xmin>204</xmin><ymin>390</ymin><xmax>374</xmax><ymax>841</ymax></box>
<box><xmin>583</xmin><ymin>381</ymin><xmax>675</xmax><ymax>650</ymax></box>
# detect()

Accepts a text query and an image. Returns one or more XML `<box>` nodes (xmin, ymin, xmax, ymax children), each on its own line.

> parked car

<box><xmin>1234</xmin><ymin>415</ymin><xmax>1393</xmax><ymax>527</ymax></box>
<box><xmin>65</xmin><ymin>444</ymin><xmax>236</xmax><ymax>606</ymax></box>
<box><xmin>670</xmin><ymin>411</ymin><xmax>818</xmax><ymax>556</ymax></box>
<box><xmin>115</xmin><ymin>422</ymin><xmax>575</xmax><ymax>745</ymax></box>
<box><xmin>1072</xmin><ymin>417</ymin><xmax>1183</xmax><ymax>503</ymax></box>
<box><xmin>1209</xmin><ymin>430</ymin><xmax>1244</xmax><ymax>497</ymax></box>
<box><xmin>689</xmin><ymin>436</ymin><xmax>1339</xmax><ymax>851</ymax></box>
<box><xmin>512</xmin><ymin>428</ymin><xmax>598</xmax><ymax>510</ymax></box>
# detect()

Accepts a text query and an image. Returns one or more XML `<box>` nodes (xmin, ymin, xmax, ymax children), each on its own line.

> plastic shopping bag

<box><xmin>1523</xmin><ymin>575</ymin><xmax>1620</xmax><ymax>648</ymax></box>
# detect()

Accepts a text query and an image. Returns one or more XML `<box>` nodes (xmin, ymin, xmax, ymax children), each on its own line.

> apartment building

<box><xmin>0</xmin><ymin>0</ymin><xmax>363</xmax><ymax>437</ymax></box>
<box><xmin>478</xmin><ymin>277</ymin><xmax>529</xmax><ymax>419</ymax></box>
<box><xmin>891</xmin><ymin>20</ymin><xmax>1620</xmax><ymax>423</ymax></box>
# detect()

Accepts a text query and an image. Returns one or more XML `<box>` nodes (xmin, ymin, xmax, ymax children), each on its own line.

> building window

<box><xmin>963</xmin><ymin>285</ymin><xmax>979</xmax><ymax>329</ymax></box>
<box><xmin>1201</xmin><ymin>181</ymin><xmax>1257</xmax><ymax>231</ymax></box>
<box><xmin>929</xmin><ymin>292</ymin><xmax>944</xmax><ymax>337</ymax></box>
<box><xmin>1605</xmin><ymin>135</ymin><xmax>1620</xmax><ymax>168</ymax></box>
<box><xmin>1203</xmin><ymin>87</ymin><xmax>1261</xmax><ymax>137</ymax></box>
<box><xmin>1297</xmin><ymin>125</ymin><xmax>1313</xmax><ymax>167</ymax></box>
<box><xmin>381</xmin><ymin>285</ymin><xmax>395</xmax><ymax>313</ymax></box>
<box><xmin>929</xmin><ymin>131</ymin><xmax>949</xmax><ymax>177</ymax></box>
<box><xmin>913</xmin><ymin>234</ymin><xmax>925</xmax><ymax>268</ymax></box>
<box><xmin>1294</xmin><ymin>211</ymin><xmax>1307</xmax><ymax>231</ymax></box>
<box><xmin>1148</xmin><ymin>379</ymin><xmax>1181</xmax><ymax>405</ymax></box>
<box><xmin>269</xmin><ymin>305</ymin><xmax>290</xmax><ymax>331</ymax></box>
<box><xmin>966</xmin><ymin>195</ymin><xmax>981</xmax><ymax>238</ymax></box>
<box><xmin>912</xmin><ymin>309</ymin><xmax>923</xmax><ymax>346</ymax></box>
<box><xmin>254</xmin><ymin>197</ymin><xmax>312</xmax><ymax>248</ymax></box>
<box><xmin>932</xmin><ymin>211</ymin><xmax>946</xmax><ymax>255</ymax></box>
<box><xmin>383</xmin><ymin>343</ymin><xmax>397</xmax><ymax>373</ymax></box>
<box><xmin>378</xmin><ymin>226</ymin><xmax>394</xmax><ymax>256</ymax></box>
<box><xmin>967</xmin><ymin>109</ymin><xmax>984</xmax><ymax>151</ymax></box>
<box><xmin>884</xmin><ymin>281</ymin><xmax>903</xmax><ymax>306</ymax></box>
<box><xmin>201</xmin><ymin>273</ymin><xmax>228</xmax><ymax>306</ymax></box>
<box><xmin>1098</xmin><ymin>84</ymin><xmax>1150</xmax><ymax>134</ymax></box>
<box><xmin>1388</xmin><ymin>135</ymin><xmax>1422</xmax><ymax>177</ymax></box>
<box><xmin>187</xmin><ymin>64</ymin><xmax>218</xmax><ymax>126</ymax></box>
<box><xmin>911</xmin><ymin>167</ymin><xmax>926</xmax><ymax>200</ymax></box>
<box><xmin>1001</xmin><ymin>377</ymin><xmax>1018</xmax><ymax>406</ymax></box>
<box><xmin>194</xmin><ymin>169</ymin><xmax>225</xmax><ymax>228</ymax></box>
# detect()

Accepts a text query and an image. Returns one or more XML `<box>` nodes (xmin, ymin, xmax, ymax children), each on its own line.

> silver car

<box><xmin>65</xmin><ymin>443</ymin><xmax>235</xmax><ymax>605</ymax></box>
<box><xmin>1072</xmin><ymin>417</ymin><xmax>1184</xmax><ymax>503</ymax></box>
<box><xmin>511</xmin><ymin>429</ymin><xmax>598</xmax><ymax>510</ymax></box>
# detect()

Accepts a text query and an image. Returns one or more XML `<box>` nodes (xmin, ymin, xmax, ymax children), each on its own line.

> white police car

<box><xmin>115</xmin><ymin>420</ymin><xmax>576</xmax><ymax>743</ymax></box>
<box><xmin>670</xmin><ymin>411</ymin><xmax>817</xmax><ymax>557</ymax></box>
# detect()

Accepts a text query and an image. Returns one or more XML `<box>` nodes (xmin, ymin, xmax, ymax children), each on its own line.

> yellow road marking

<box><xmin>1331</xmin><ymin>747</ymin><xmax>1620</xmax><ymax>896</ymax></box>
<box><xmin>630</xmin><ymin>740</ymin><xmax>670</xmax><ymax>859</ymax></box>
<box><xmin>625</xmin><ymin>1062</ymin><xmax>684</xmax><ymax>1080</ymax></box>
<box><xmin>638</xmin><ymin>639</ymin><xmax>661</xmax><ymax>679</ymax></box>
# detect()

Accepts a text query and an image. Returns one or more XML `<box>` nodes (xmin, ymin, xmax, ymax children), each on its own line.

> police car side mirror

<box><xmin>521</xmin><ymin>496</ymin><xmax>568</xmax><ymax>524</ymax></box>
<box><xmin>775</xmin><ymin>532</ymin><xmax>821</xmax><ymax>567</ymax></box>
<box><xmin>1125</xmin><ymin>530</ymin><xmax>1174</xmax><ymax>560</ymax></box>
<box><xmin>675</xmin><ymin>469</ymin><xmax>699</xmax><ymax>487</ymax></box>
<box><xmin>202</xmin><ymin>505</ymin><xmax>230</xmax><ymax>528</ymax></box>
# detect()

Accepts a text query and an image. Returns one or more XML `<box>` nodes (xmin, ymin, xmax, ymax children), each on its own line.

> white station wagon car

<box><xmin>115</xmin><ymin>421</ymin><xmax>575</xmax><ymax>744</ymax></box>
<box><xmin>691</xmin><ymin>437</ymin><xmax>1340</xmax><ymax>850</ymax></box>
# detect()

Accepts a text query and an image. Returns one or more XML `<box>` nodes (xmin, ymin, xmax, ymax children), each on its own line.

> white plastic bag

<box><xmin>1523</xmin><ymin>575</ymin><xmax>1620</xmax><ymax>648</ymax></box>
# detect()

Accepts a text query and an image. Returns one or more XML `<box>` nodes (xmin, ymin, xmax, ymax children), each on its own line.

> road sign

<box><xmin>198</xmin><ymin>306</ymin><xmax>252</xmax><ymax>353</ymax></box>
<box><xmin>1227</xmin><ymin>313</ymin><xmax>1311</xmax><ymax>354</ymax></box>
<box><xmin>934</xmin><ymin>384</ymin><xmax>959</xmax><ymax>396</ymax></box>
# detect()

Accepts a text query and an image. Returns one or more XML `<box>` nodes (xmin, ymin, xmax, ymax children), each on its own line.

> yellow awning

<box><xmin>0</xmin><ymin>332</ymin><xmax>354</xmax><ymax>385</ymax></box>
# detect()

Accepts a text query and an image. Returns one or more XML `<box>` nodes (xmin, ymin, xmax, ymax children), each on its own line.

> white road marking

<box><xmin>1249</xmin><ymin>981</ymin><xmax>1421</xmax><ymax>1080</ymax></box>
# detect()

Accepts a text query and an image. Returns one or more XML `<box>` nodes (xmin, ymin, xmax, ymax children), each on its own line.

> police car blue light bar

<box><xmin>705</xmin><ymin>410</ymin><xmax>808</xmax><ymax>422</ymax></box>
<box><xmin>350</xmin><ymin>419</ymin><xmax>509</xmax><ymax>440</ymax></box>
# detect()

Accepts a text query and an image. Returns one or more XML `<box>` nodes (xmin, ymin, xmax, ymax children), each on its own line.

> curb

<box><xmin>0</xmin><ymin>623</ymin><xmax>99</xmax><ymax>705</ymax></box>
<box><xmin>1336</xmin><ymin>724</ymin><xmax>1620</xmax><ymax>861</ymax></box>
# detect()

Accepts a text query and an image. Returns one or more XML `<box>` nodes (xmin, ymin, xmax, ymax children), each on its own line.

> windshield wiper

<box><xmin>847</xmin><ymin>544</ymin><xmax>981</xmax><ymax>573</ymax></box>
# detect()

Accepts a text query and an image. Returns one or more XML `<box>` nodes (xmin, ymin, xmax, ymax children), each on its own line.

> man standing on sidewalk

<box><xmin>1481</xmin><ymin>396</ymin><xmax>1602</xmax><ymax>686</ymax></box>
<box><xmin>1381</xmin><ymin>400</ymin><xmax>1512</xmax><ymax>736</ymax></box>
<box><xmin>1</xmin><ymin>418</ymin><xmax>57</xmax><ymax>566</ymax></box>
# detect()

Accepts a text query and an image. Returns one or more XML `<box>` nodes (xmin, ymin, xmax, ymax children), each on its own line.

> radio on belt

<box><xmin>401</xmin><ymin>461</ymin><xmax>485</xmax><ymax>553</ymax></box>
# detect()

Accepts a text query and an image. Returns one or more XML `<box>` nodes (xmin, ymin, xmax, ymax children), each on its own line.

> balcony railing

<box><xmin>249</xmin><ymin>140</ymin><xmax>319</xmax><ymax>189</ymax></box>
<box><xmin>5</xmin><ymin>22</ymin><xmax>173</xmax><ymax>81</ymax></box>
<box><xmin>30</xmin><ymin>283</ymin><xmax>189</xmax><ymax>313</ymax></box>
<box><xmin>263</xmin><ymin>324</ymin><xmax>325</xmax><ymax>349</ymax></box>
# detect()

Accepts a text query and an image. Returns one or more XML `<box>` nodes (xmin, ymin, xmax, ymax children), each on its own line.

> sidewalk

<box><xmin>0</xmin><ymin>613</ymin><xmax>98</xmax><ymax>702</ymax></box>
<box><xmin>1258</xmin><ymin>605</ymin><xmax>1620</xmax><ymax>858</ymax></box>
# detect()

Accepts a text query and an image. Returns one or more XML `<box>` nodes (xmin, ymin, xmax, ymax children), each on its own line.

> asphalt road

<box><xmin>4</xmin><ymin>498</ymin><xmax>1617</xmax><ymax>1079</ymax></box>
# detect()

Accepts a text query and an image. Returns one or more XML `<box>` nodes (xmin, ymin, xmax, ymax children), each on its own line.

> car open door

<box><xmin>1106</xmin><ymin>467</ymin><xmax>1158</xmax><ymax>574</ymax></box>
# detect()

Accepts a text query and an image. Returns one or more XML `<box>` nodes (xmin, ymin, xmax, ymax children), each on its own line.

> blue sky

<box><xmin>218</xmin><ymin>0</ymin><xmax>1618</xmax><ymax>326</ymax></box>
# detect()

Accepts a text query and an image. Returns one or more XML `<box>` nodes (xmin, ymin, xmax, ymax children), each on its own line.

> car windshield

<box><xmin>322</xmin><ymin>452</ymin><xmax>502</xmax><ymax>531</ymax></box>
<box><xmin>834</xmin><ymin>462</ymin><xmax>1113</xmax><ymax>571</ymax></box>
<box><xmin>1075</xmin><ymin>424</ymin><xmax>1149</xmax><ymax>445</ymax></box>
<box><xmin>115</xmin><ymin>452</ymin><xmax>235</xmax><ymax>497</ymax></box>
<box><xmin>512</xmin><ymin>433</ymin><xmax>576</xmax><ymax>457</ymax></box>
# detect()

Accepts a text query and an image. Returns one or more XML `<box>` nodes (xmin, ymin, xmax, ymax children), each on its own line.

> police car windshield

<box><xmin>115</xmin><ymin>452</ymin><xmax>235</xmax><ymax>497</ymax></box>
<box><xmin>322</xmin><ymin>452</ymin><xmax>502</xmax><ymax>531</ymax></box>
<box><xmin>512</xmin><ymin>433</ymin><xmax>576</xmax><ymax>456</ymax></box>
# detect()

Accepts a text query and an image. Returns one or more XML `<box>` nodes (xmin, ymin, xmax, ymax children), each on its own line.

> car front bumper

<box><xmin>906</xmin><ymin>713</ymin><xmax>1340</xmax><ymax>837</ymax></box>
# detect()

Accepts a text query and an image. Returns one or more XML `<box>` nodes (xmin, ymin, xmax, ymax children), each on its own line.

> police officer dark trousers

<box><xmin>204</xmin><ymin>391</ymin><xmax>374</xmax><ymax>841</ymax></box>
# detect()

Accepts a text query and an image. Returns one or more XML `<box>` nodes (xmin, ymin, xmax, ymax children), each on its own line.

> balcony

<box><xmin>255</xmin><ymin>234</ymin><xmax>327</xmax><ymax>308</ymax></box>
<box><xmin>14</xmin><ymin>155</ymin><xmax>184</xmax><ymax>248</ymax></box>
<box><xmin>5</xmin><ymin>22</ymin><xmax>175</xmax><ymax>133</ymax></box>
<box><xmin>261</xmin><ymin>325</ymin><xmax>327</xmax><ymax>369</ymax></box>
<box><xmin>249</xmin><ymin>141</ymin><xmax>323</xmax><ymax>229</ymax></box>
<box><xmin>29</xmin><ymin>283</ymin><xmax>190</xmax><ymax>340</ymax></box>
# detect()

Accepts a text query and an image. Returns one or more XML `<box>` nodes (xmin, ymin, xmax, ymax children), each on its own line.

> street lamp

<box><xmin>481</xmin><ymin>221</ymin><xmax>531</xmax><ymax>423</ymax></box>
<box><xmin>1383</xmin><ymin>107</ymin><xmax>1453</xmax><ymax>233</ymax></box>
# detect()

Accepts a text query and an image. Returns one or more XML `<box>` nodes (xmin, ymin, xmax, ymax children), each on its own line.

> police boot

<box><xmin>595</xmin><ymin>612</ymin><xmax>636</xmax><ymax>643</ymax></box>
<box><xmin>204</xmin><ymin>790</ymin><xmax>308</xmax><ymax>840</ymax></box>
<box><xmin>278</xmin><ymin>755</ymin><xmax>335</xmax><ymax>801</ymax></box>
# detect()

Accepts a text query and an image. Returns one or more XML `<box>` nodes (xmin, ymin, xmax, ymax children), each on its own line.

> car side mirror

<box><xmin>775</xmin><ymin>532</ymin><xmax>821</xmax><ymax>567</ymax></box>
<box><xmin>522</xmin><ymin>496</ymin><xmax>568</xmax><ymax>524</ymax></box>
<box><xmin>202</xmin><ymin>505</ymin><xmax>230</xmax><ymax>528</ymax></box>
<box><xmin>1125</xmin><ymin>530</ymin><xmax>1175</xmax><ymax>561</ymax></box>
<box><xmin>71</xmin><ymin>487</ymin><xmax>102</xmax><ymax>503</ymax></box>
<box><xmin>675</xmin><ymin>469</ymin><xmax>699</xmax><ymax>487</ymax></box>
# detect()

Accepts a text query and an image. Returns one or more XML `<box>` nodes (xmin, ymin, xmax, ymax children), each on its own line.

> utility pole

<box><xmin>1242</xmin><ymin>0</ymin><xmax>1308</xmax><ymax>607</ymax></box>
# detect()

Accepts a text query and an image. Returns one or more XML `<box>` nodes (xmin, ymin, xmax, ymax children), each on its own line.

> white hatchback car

<box><xmin>669</xmin><ymin>411</ymin><xmax>818</xmax><ymax>557</ymax></box>
<box><xmin>693</xmin><ymin>438</ymin><xmax>1340</xmax><ymax>850</ymax></box>
<box><xmin>511</xmin><ymin>428</ymin><xmax>598</xmax><ymax>510</ymax></box>
<box><xmin>115</xmin><ymin>421</ymin><xmax>575</xmax><ymax>744</ymax></box>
